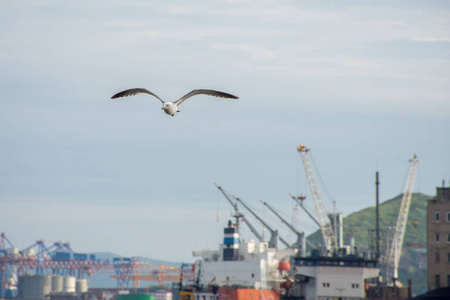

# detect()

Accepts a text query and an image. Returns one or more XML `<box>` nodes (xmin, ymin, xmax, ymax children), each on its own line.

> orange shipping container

<box><xmin>217</xmin><ymin>289</ymin><xmax>279</xmax><ymax>300</ymax></box>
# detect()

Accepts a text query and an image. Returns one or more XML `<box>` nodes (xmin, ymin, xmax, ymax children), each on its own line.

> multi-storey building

<box><xmin>427</xmin><ymin>184</ymin><xmax>450</xmax><ymax>290</ymax></box>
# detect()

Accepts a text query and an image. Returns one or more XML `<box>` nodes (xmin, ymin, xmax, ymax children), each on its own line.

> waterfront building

<box><xmin>427</xmin><ymin>184</ymin><xmax>450</xmax><ymax>290</ymax></box>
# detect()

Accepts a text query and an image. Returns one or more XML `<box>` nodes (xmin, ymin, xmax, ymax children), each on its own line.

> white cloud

<box><xmin>167</xmin><ymin>5</ymin><xmax>196</xmax><ymax>15</ymax></box>
<box><xmin>211</xmin><ymin>43</ymin><xmax>276</xmax><ymax>60</ymax></box>
<box><xmin>410</xmin><ymin>36</ymin><xmax>450</xmax><ymax>42</ymax></box>
<box><xmin>225</xmin><ymin>5</ymin><xmax>346</xmax><ymax>24</ymax></box>
<box><xmin>121</xmin><ymin>27</ymin><xmax>230</xmax><ymax>41</ymax></box>
<box><xmin>103</xmin><ymin>21</ymin><xmax>150</xmax><ymax>28</ymax></box>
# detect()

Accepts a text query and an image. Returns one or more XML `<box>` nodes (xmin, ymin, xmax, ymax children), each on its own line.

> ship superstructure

<box><xmin>192</xmin><ymin>221</ymin><xmax>296</xmax><ymax>290</ymax></box>
<box><xmin>290</xmin><ymin>255</ymin><xmax>379</xmax><ymax>299</ymax></box>
<box><xmin>188</xmin><ymin>219</ymin><xmax>380</xmax><ymax>300</ymax></box>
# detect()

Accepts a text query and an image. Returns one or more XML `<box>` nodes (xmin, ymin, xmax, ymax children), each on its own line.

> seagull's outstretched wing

<box><xmin>174</xmin><ymin>89</ymin><xmax>238</xmax><ymax>106</ymax></box>
<box><xmin>111</xmin><ymin>88</ymin><xmax>164</xmax><ymax>103</ymax></box>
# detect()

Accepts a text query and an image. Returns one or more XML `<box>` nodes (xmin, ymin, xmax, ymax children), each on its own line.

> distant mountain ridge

<box><xmin>93</xmin><ymin>252</ymin><xmax>181</xmax><ymax>267</ymax></box>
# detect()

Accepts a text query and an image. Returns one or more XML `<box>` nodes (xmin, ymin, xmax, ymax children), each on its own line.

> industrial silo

<box><xmin>75</xmin><ymin>279</ymin><xmax>88</xmax><ymax>293</ymax></box>
<box><xmin>51</xmin><ymin>275</ymin><xmax>64</xmax><ymax>293</ymax></box>
<box><xmin>63</xmin><ymin>276</ymin><xmax>76</xmax><ymax>293</ymax></box>
<box><xmin>18</xmin><ymin>274</ymin><xmax>52</xmax><ymax>300</ymax></box>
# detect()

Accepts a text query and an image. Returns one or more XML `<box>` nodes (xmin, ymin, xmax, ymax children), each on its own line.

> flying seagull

<box><xmin>111</xmin><ymin>88</ymin><xmax>238</xmax><ymax>116</ymax></box>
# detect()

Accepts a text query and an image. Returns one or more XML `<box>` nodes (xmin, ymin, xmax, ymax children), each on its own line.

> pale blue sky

<box><xmin>1</xmin><ymin>1</ymin><xmax>449</xmax><ymax>262</ymax></box>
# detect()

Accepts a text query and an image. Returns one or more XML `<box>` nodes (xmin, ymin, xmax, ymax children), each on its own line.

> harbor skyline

<box><xmin>1</xmin><ymin>1</ymin><xmax>449</xmax><ymax>263</ymax></box>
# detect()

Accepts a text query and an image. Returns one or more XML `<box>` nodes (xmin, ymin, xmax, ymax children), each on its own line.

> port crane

<box><xmin>214</xmin><ymin>183</ymin><xmax>265</xmax><ymax>243</ymax></box>
<box><xmin>289</xmin><ymin>194</ymin><xmax>321</xmax><ymax>228</ymax></box>
<box><xmin>260</xmin><ymin>200</ymin><xmax>307</xmax><ymax>256</ymax></box>
<box><xmin>47</xmin><ymin>242</ymin><xmax>73</xmax><ymax>254</ymax></box>
<box><xmin>110</xmin><ymin>258</ymin><xmax>190</xmax><ymax>288</ymax></box>
<box><xmin>233</xmin><ymin>196</ymin><xmax>291</xmax><ymax>249</ymax></box>
<box><xmin>297</xmin><ymin>144</ymin><xmax>338</xmax><ymax>253</ymax></box>
<box><xmin>386</xmin><ymin>154</ymin><xmax>419</xmax><ymax>284</ymax></box>
<box><xmin>287</xmin><ymin>203</ymin><xmax>299</xmax><ymax>244</ymax></box>
<box><xmin>0</xmin><ymin>233</ymin><xmax>14</xmax><ymax>254</ymax></box>
<box><xmin>0</xmin><ymin>233</ymin><xmax>189</xmax><ymax>291</ymax></box>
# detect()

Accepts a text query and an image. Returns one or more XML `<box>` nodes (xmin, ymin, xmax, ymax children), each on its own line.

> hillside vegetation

<box><xmin>307</xmin><ymin>192</ymin><xmax>430</xmax><ymax>294</ymax></box>
<box><xmin>307</xmin><ymin>193</ymin><xmax>429</xmax><ymax>249</ymax></box>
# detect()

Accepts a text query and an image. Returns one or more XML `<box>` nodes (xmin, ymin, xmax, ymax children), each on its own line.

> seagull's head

<box><xmin>162</xmin><ymin>102</ymin><xmax>177</xmax><ymax>115</ymax></box>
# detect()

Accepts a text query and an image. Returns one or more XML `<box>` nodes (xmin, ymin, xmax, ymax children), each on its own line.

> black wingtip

<box><xmin>110</xmin><ymin>89</ymin><xmax>134</xmax><ymax>99</ymax></box>
<box><xmin>226</xmin><ymin>92</ymin><xmax>239</xmax><ymax>99</ymax></box>
<box><xmin>220</xmin><ymin>92</ymin><xmax>239</xmax><ymax>99</ymax></box>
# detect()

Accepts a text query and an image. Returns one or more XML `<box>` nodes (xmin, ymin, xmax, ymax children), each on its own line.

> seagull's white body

<box><xmin>162</xmin><ymin>102</ymin><xmax>178</xmax><ymax>116</ymax></box>
<box><xmin>111</xmin><ymin>88</ymin><xmax>238</xmax><ymax>116</ymax></box>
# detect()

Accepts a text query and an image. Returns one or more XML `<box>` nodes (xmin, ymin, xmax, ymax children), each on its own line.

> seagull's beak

<box><xmin>161</xmin><ymin>107</ymin><xmax>164</xmax><ymax>110</ymax></box>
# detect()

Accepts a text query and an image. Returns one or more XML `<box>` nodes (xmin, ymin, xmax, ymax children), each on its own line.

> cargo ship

<box><xmin>173</xmin><ymin>220</ymin><xmax>381</xmax><ymax>300</ymax></box>
<box><xmin>175</xmin><ymin>219</ymin><xmax>294</xmax><ymax>300</ymax></box>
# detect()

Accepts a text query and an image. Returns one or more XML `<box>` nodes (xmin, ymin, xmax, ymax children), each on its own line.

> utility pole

<box><xmin>376</xmin><ymin>172</ymin><xmax>380</xmax><ymax>260</ymax></box>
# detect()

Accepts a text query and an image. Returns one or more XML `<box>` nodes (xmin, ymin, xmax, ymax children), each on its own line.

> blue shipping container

<box><xmin>74</xmin><ymin>253</ymin><xmax>88</xmax><ymax>260</ymax></box>
<box><xmin>54</xmin><ymin>252</ymin><xmax>74</xmax><ymax>260</ymax></box>
<box><xmin>113</xmin><ymin>257</ymin><xmax>132</xmax><ymax>263</ymax></box>
<box><xmin>5</xmin><ymin>288</ymin><xmax>18</xmax><ymax>298</ymax></box>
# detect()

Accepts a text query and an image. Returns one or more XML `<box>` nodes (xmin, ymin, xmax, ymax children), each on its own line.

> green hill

<box><xmin>307</xmin><ymin>193</ymin><xmax>429</xmax><ymax>248</ymax></box>
<box><xmin>307</xmin><ymin>193</ymin><xmax>430</xmax><ymax>295</ymax></box>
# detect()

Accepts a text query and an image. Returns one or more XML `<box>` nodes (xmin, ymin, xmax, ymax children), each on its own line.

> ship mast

<box><xmin>215</xmin><ymin>183</ymin><xmax>265</xmax><ymax>243</ymax></box>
